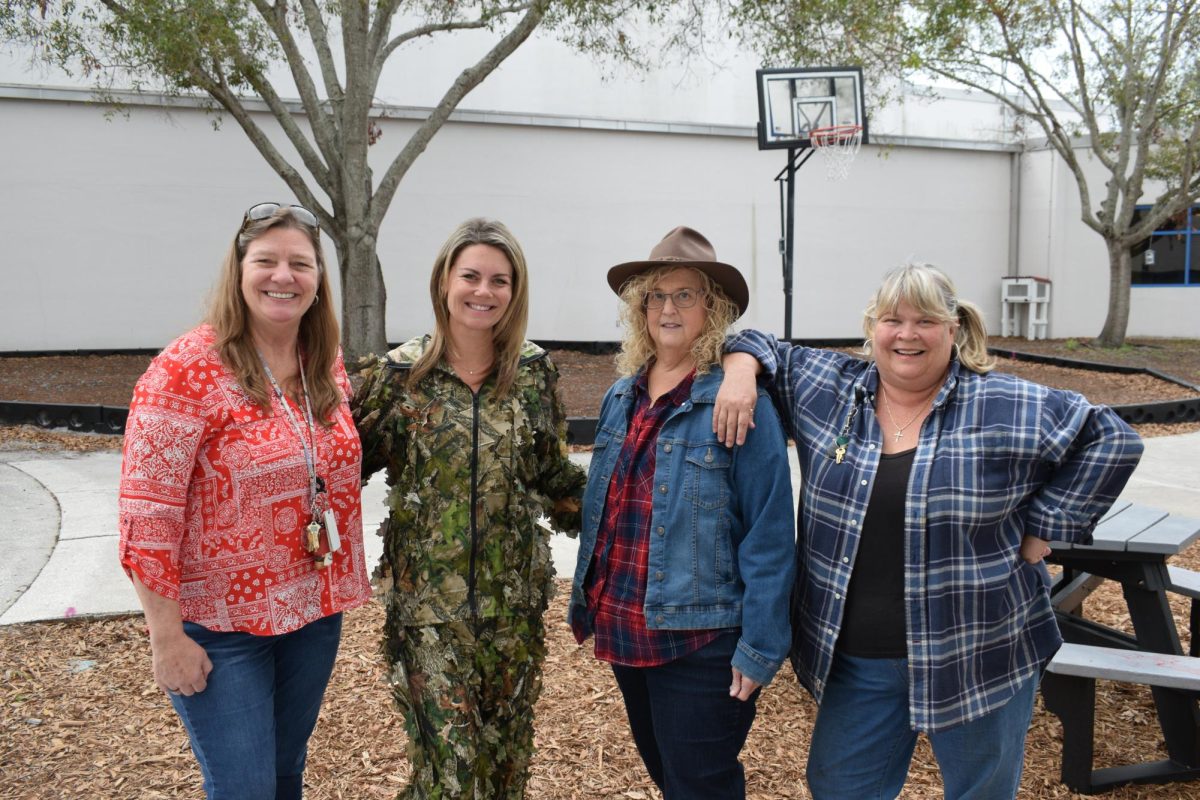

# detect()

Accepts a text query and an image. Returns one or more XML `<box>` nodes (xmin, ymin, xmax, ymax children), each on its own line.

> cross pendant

<box><xmin>893</xmin><ymin>430</ymin><xmax>904</xmax><ymax>442</ymax></box>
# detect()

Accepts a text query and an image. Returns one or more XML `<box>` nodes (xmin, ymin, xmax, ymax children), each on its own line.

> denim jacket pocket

<box><xmin>684</xmin><ymin>444</ymin><xmax>731</xmax><ymax>510</ymax></box>
<box><xmin>586</xmin><ymin>438</ymin><xmax>611</xmax><ymax>483</ymax></box>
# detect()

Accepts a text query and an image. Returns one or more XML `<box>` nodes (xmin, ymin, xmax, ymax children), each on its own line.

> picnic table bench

<box><xmin>1043</xmin><ymin>500</ymin><xmax>1200</xmax><ymax>793</ymax></box>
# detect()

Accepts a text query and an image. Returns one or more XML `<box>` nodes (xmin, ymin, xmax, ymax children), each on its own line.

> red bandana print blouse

<box><xmin>118</xmin><ymin>325</ymin><xmax>371</xmax><ymax>635</ymax></box>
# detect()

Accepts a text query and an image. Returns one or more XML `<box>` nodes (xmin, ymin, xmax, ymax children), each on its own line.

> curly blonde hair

<box><xmin>861</xmin><ymin>262</ymin><xmax>995</xmax><ymax>374</ymax></box>
<box><xmin>615</xmin><ymin>266</ymin><xmax>740</xmax><ymax>377</ymax></box>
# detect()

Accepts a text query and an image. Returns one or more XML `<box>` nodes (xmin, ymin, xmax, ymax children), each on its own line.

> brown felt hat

<box><xmin>607</xmin><ymin>226</ymin><xmax>749</xmax><ymax>318</ymax></box>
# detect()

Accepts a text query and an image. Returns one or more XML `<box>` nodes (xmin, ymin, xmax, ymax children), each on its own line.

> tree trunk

<box><xmin>335</xmin><ymin>232</ymin><xmax>389</xmax><ymax>362</ymax></box>
<box><xmin>1095</xmin><ymin>236</ymin><xmax>1131</xmax><ymax>348</ymax></box>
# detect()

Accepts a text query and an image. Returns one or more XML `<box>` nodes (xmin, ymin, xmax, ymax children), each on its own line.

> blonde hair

<box><xmin>861</xmin><ymin>262</ymin><xmax>995</xmax><ymax>374</ymax></box>
<box><xmin>408</xmin><ymin>218</ymin><xmax>530</xmax><ymax>398</ymax></box>
<box><xmin>206</xmin><ymin>207</ymin><xmax>343</xmax><ymax>422</ymax></box>
<box><xmin>615</xmin><ymin>266</ymin><xmax>740</xmax><ymax>377</ymax></box>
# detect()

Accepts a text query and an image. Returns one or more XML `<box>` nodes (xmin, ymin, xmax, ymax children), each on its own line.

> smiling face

<box><xmin>871</xmin><ymin>300</ymin><xmax>958</xmax><ymax>394</ymax></box>
<box><xmin>646</xmin><ymin>268</ymin><xmax>708</xmax><ymax>362</ymax></box>
<box><xmin>443</xmin><ymin>243</ymin><xmax>514</xmax><ymax>339</ymax></box>
<box><xmin>239</xmin><ymin>226</ymin><xmax>319</xmax><ymax>337</ymax></box>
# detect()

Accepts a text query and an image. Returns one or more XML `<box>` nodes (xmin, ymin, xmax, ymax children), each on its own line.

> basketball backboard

<box><xmin>756</xmin><ymin>67</ymin><xmax>867</xmax><ymax>150</ymax></box>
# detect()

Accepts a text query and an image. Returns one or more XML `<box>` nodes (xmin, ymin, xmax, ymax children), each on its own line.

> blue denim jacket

<box><xmin>567</xmin><ymin>367</ymin><xmax>796</xmax><ymax>687</ymax></box>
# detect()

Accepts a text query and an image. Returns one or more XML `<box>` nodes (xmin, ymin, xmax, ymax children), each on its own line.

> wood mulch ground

<box><xmin>4</xmin><ymin>574</ymin><xmax>1200</xmax><ymax>799</ymax></box>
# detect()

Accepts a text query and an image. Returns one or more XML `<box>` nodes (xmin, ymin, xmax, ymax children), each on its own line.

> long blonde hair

<box><xmin>861</xmin><ymin>262</ymin><xmax>995</xmax><ymax>374</ymax></box>
<box><xmin>408</xmin><ymin>218</ymin><xmax>530</xmax><ymax>398</ymax></box>
<box><xmin>615</xmin><ymin>266</ymin><xmax>740</xmax><ymax>377</ymax></box>
<box><xmin>206</xmin><ymin>208</ymin><xmax>343</xmax><ymax>421</ymax></box>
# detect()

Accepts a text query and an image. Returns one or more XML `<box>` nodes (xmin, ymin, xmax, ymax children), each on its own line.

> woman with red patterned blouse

<box><xmin>118</xmin><ymin>203</ymin><xmax>371</xmax><ymax>800</ymax></box>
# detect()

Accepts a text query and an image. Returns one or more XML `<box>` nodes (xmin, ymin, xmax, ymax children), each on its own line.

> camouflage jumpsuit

<box><xmin>353</xmin><ymin>337</ymin><xmax>585</xmax><ymax>799</ymax></box>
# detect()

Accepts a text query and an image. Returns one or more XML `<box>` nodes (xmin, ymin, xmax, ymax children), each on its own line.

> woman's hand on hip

<box><xmin>151</xmin><ymin>630</ymin><xmax>213</xmax><ymax>697</ymax></box>
<box><xmin>1020</xmin><ymin>535</ymin><xmax>1052</xmax><ymax>565</ymax></box>
<box><xmin>729</xmin><ymin>667</ymin><xmax>761</xmax><ymax>702</ymax></box>
<box><xmin>714</xmin><ymin>353</ymin><xmax>761</xmax><ymax>447</ymax></box>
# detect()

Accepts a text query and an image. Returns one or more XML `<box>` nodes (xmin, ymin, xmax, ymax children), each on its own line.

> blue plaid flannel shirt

<box><xmin>728</xmin><ymin>331</ymin><xmax>1143</xmax><ymax>732</ymax></box>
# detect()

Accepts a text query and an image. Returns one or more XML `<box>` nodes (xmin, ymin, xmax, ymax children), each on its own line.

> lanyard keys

<box><xmin>304</xmin><ymin>521</ymin><xmax>321</xmax><ymax>553</ymax></box>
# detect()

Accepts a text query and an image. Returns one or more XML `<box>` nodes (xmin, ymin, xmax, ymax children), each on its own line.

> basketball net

<box><xmin>810</xmin><ymin>124</ymin><xmax>863</xmax><ymax>181</ymax></box>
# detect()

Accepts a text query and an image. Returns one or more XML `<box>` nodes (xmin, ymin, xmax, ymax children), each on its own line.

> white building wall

<box><xmin>0</xmin><ymin>91</ymin><xmax>1014</xmax><ymax>350</ymax></box>
<box><xmin>0</xmin><ymin>97</ymin><xmax>299</xmax><ymax>350</ymax></box>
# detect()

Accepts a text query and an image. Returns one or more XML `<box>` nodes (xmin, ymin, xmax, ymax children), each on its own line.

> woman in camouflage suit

<box><xmin>353</xmin><ymin>218</ymin><xmax>585</xmax><ymax>799</ymax></box>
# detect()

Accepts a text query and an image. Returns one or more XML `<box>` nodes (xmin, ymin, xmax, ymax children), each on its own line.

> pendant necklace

<box><xmin>451</xmin><ymin>349</ymin><xmax>493</xmax><ymax>377</ymax></box>
<box><xmin>880</xmin><ymin>383</ymin><xmax>939</xmax><ymax>442</ymax></box>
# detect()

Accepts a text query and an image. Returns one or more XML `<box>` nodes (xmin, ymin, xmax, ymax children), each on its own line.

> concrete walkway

<box><xmin>3</xmin><ymin>431</ymin><xmax>1200</xmax><ymax>625</ymax></box>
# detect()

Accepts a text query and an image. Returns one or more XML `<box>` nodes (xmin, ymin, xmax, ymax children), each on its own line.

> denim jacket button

<box><xmin>655</xmin><ymin>571</ymin><xmax>664</xmax><ymax>580</ymax></box>
<box><xmin>663</xmin><ymin>443</ymin><xmax>672</xmax><ymax>453</ymax></box>
<box><xmin>659</xmin><ymin>484</ymin><xmax>668</xmax><ymax>494</ymax></box>
<box><xmin>656</xmin><ymin>614</ymin><xmax>665</xmax><ymax>623</ymax></box>
<box><xmin>704</xmin><ymin>448</ymin><xmax>714</xmax><ymax>463</ymax></box>
<box><xmin>656</xmin><ymin>526</ymin><xmax>665</xmax><ymax>536</ymax></box>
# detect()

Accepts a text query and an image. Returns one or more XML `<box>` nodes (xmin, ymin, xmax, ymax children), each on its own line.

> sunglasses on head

<box><xmin>243</xmin><ymin>202</ymin><xmax>319</xmax><ymax>230</ymax></box>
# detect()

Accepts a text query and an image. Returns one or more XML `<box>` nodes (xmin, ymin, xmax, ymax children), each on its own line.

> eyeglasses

<box><xmin>243</xmin><ymin>202</ymin><xmax>319</xmax><ymax>230</ymax></box>
<box><xmin>644</xmin><ymin>288</ymin><xmax>705</xmax><ymax>309</ymax></box>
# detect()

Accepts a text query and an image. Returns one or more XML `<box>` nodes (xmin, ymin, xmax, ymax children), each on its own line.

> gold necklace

<box><xmin>452</xmin><ymin>358</ymin><xmax>492</xmax><ymax>376</ymax></box>
<box><xmin>879</xmin><ymin>384</ymin><xmax>939</xmax><ymax>442</ymax></box>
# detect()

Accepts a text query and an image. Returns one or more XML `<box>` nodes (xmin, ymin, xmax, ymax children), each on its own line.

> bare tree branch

<box><xmin>190</xmin><ymin>67</ymin><xmax>334</xmax><ymax>231</ymax></box>
<box><xmin>248</xmin><ymin>0</ymin><xmax>342</xmax><ymax>179</ymax></box>
<box><xmin>369</xmin><ymin>1</ymin><xmax>546</xmax><ymax>230</ymax></box>
<box><xmin>299</xmin><ymin>0</ymin><xmax>345</xmax><ymax>106</ymax></box>
<box><xmin>377</xmin><ymin>3</ymin><xmax>532</xmax><ymax>66</ymax></box>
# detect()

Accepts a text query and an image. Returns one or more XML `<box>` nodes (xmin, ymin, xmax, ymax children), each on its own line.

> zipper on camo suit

<box><xmin>467</xmin><ymin>389</ymin><xmax>480</xmax><ymax>616</ymax></box>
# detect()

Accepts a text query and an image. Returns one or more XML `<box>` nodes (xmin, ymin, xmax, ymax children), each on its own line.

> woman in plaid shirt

<box><xmin>568</xmin><ymin>227</ymin><xmax>796</xmax><ymax>799</ymax></box>
<box><xmin>716</xmin><ymin>263</ymin><xmax>1142</xmax><ymax>800</ymax></box>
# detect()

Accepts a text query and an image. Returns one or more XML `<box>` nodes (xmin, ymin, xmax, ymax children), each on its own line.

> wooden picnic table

<box><xmin>1044</xmin><ymin>499</ymin><xmax>1200</xmax><ymax>792</ymax></box>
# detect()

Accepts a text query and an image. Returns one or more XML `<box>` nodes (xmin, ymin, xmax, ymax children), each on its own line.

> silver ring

<box><xmin>167</xmin><ymin>689</ymin><xmax>181</xmax><ymax>696</ymax></box>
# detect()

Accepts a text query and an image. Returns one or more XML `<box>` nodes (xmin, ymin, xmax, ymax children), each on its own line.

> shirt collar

<box><xmin>634</xmin><ymin>367</ymin><xmax>697</xmax><ymax>408</ymax></box>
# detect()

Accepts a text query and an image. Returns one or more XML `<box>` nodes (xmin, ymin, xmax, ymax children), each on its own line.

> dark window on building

<box><xmin>1131</xmin><ymin>205</ymin><xmax>1198</xmax><ymax>286</ymax></box>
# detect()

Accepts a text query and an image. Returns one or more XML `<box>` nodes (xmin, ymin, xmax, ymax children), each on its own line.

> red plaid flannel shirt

<box><xmin>573</xmin><ymin>369</ymin><xmax>721</xmax><ymax>666</ymax></box>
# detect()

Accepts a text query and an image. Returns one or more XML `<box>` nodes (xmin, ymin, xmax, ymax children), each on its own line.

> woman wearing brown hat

<box><xmin>566</xmin><ymin>226</ymin><xmax>796</xmax><ymax>799</ymax></box>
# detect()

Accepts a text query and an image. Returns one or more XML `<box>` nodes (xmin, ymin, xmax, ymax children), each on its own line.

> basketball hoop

<box><xmin>810</xmin><ymin>124</ymin><xmax>863</xmax><ymax>180</ymax></box>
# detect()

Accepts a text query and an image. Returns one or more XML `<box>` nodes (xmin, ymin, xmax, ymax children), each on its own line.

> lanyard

<box><xmin>259</xmin><ymin>350</ymin><xmax>322</xmax><ymax>516</ymax></box>
<box><xmin>831</xmin><ymin>385</ymin><xmax>865</xmax><ymax>465</ymax></box>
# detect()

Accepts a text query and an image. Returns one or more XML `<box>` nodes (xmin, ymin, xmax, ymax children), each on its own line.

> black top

<box><xmin>836</xmin><ymin>447</ymin><xmax>916</xmax><ymax>658</ymax></box>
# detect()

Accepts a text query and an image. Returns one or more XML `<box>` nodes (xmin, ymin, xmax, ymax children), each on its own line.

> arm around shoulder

<box><xmin>350</xmin><ymin>354</ymin><xmax>401</xmax><ymax>481</ymax></box>
<box><xmin>533</xmin><ymin>356</ymin><xmax>586</xmax><ymax>533</ymax></box>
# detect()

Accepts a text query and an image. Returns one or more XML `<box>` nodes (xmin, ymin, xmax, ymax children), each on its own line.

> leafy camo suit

<box><xmin>353</xmin><ymin>337</ymin><xmax>584</xmax><ymax>799</ymax></box>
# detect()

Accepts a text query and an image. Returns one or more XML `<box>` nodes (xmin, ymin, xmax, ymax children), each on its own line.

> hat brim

<box><xmin>607</xmin><ymin>259</ymin><xmax>749</xmax><ymax>318</ymax></box>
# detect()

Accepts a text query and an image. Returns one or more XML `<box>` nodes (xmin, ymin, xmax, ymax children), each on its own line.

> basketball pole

<box><xmin>775</xmin><ymin>147</ymin><xmax>814</xmax><ymax>341</ymax></box>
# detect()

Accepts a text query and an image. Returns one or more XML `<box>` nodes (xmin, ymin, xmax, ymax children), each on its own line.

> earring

<box><xmin>312</xmin><ymin>294</ymin><xmax>320</xmax><ymax>306</ymax></box>
<box><xmin>951</xmin><ymin>342</ymin><xmax>961</xmax><ymax>361</ymax></box>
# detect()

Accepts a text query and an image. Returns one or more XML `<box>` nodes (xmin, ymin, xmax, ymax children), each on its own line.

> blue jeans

<box><xmin>168</xmin><ymin>613</ymin><xmax>343</xmax><ymax>800</ymax></box>
<box><xmin>807</xmin><ymin>653</ymin><xmax>1038</xmax><ymax>800</ymax></box>
<box><xmin>611</xmin><ymin>632</ymin><xmax>759</xmax><ymax>800</ymax></box>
